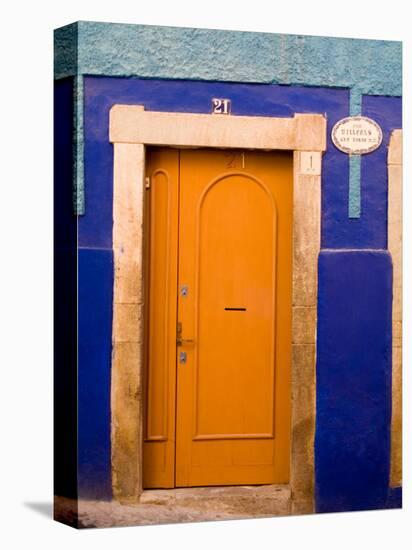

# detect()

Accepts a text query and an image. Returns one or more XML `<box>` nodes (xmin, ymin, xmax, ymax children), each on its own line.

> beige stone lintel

<box><xmin>109</xmin><ymin>104</ymin><xmax>327</xmax><ymax>152</ymax></box>
<box><xmin>295</xmin><ymin>115</ymin><xmax>327</xmax><ymax>153</ymax></box>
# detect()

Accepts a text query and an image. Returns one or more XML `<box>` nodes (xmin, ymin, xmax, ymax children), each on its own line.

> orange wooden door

<box><xmin>143</xmin><ymin>147</ymin><xmax>293</xmax><ymax>489</ymax></box>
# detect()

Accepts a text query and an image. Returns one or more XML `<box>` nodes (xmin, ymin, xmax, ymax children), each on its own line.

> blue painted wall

<box><xmin>78</xmin><ymin>248</ymin><xmax>113</xmax><ymax>500</ymax></box>
<box><xmin>81</xmin><ymin>77</ymin><xmax>401</xmax><ymax>249</ymax></box>
<box><xmin>54</xmin><ymin>77</ymin><xmax>113</xmax><ymax>501</ymax></box>
<box><xmin>81</xmin><ymin>76</ymin><xmax>349</xmax><ymax>248</ymax></box>
<box><xmin>54</xmin><ymin>78</ymin><xmax>78</xmax><ymax>500</ymax></box>
<box><xmin>316</xmin><ymin>250</ymin><xmax>392</xmax><ymax>512</ymax></box>
<box><xmin>387</xmin><ymin>487</ymin><xmax>403</xmax><ymax>509</ymax></box>
<box><xmin>75</xmin><ymin>77</ymin><xmax>401</xmax><ymax>512</ymax></box>
<box><xmin>75</xmin><ymin>75</ymin><xmax>401</xmax><ymax>509</ymax></box>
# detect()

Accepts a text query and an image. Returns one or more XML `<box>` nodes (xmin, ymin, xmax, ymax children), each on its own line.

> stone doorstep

<box><xmin>56</xmin><ymin>485</ymin><xmax>293</xmax><ymax>529</ymax></box>
<box><xmin>140</xmin><ymin>484</ymin><xmax>291</xmax><ymax>505</ymax></box>
<box><xmin>138</xmin><ymin>484</ymin><xmax>292</xmax><ymax>516</ymax></box>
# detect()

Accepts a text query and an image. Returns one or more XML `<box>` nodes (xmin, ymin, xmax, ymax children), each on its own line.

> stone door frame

<box><xmin>109</xmin><ymin>105</ymin><xmax>326</xmax><ymax>513</ymax></box>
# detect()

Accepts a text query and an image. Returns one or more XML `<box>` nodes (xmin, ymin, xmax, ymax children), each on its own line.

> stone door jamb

<box><xmin>109</xmin><ymin>105</ymin><xmax>326</xmax><ymax>514</ymax></box>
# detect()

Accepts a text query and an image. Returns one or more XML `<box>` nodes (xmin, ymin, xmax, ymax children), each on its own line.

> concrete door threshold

<box><xmin>56</xmin><ymin>484</ymin><xmax>293</xmax><ymax>528</ymax></box>
<box><xmin>135</xmin><ymin>484</ymin><xmax>292</xmax><ymax>525</ymax></box>
<box><xmin>141</xmin><ymin>483</ymin><xmax>291</xmax><ymax>506</ymax></box>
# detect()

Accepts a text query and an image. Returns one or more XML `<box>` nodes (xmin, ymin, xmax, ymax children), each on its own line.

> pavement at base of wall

<box><xmin>55</xmin><ymin>485</ymin><xmax>295</xmax><ymax>529</ymax></box>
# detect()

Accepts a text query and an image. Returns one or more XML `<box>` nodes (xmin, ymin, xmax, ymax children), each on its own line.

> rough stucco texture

<box><xmin>54</xmin><ymin>22</ymin><xmax>402</xmax><ymax>216</ymax></box>
<box><xmin>55</xmin><ymin>22</ymin><xmax>402</xmax><ymax>97</ymax></box>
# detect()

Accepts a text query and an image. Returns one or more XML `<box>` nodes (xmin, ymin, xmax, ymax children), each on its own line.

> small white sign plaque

<box><xmin>212</xmin><ymin>98</ymin><xmax>231</xmax><ymax>115</ymax></box>
<box><xmin>300</xmin><ymin>152</ymin><xmax>321</xmax><ymax>176</ymax></box>
<box><xmin>331</xmin><ymin>116</ymin><xmax>382</xmax><ymax>155</ymax></box>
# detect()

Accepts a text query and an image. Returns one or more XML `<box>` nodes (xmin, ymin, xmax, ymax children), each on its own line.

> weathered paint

<box><xmin>54</xmin><ymin>22</ymin><xmax>401</xmax><ymax>215</ymax></box>
<box><xmin>315</xmin><ymin>250</ymin><xmax>392</xmax><ymax>512</ymax></box>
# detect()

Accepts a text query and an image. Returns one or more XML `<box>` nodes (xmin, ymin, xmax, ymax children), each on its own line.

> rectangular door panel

<box><xmin>143</xmin><ymin>148</ymin><xmax>179</xmax><ymax>488</ymax></box>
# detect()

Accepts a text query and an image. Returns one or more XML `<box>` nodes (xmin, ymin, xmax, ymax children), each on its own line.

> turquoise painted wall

<box><xmin>54</xmin><ymin>21</ymin><xmax>401</xmax><ymax>216</ymax></box>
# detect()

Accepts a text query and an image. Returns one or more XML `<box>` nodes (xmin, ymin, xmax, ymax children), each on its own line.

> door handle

<box><xmin>176</xmin><ymin>338</ymin><xmax>195</xmax><ymax>346</ymax></box>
